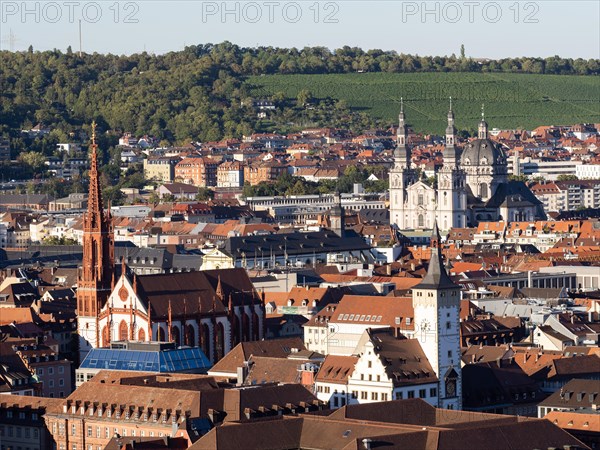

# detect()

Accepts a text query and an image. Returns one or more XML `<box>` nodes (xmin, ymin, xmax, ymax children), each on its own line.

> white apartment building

<box><xmin>509</xmin><ymin>156</ymin><xmax>582</xmax><ymax>180</ymax></box>
<box><xmin>576</xmin><ymin>163</ymin><xmax>600</xmax><ymax>180</ymax></box>
<box><xmin>245</xmin><ymin>193</ymin><xmax>385</xmax><ymax>224</ymax></box>
<box><xmin>531</xmin><ymin>180</ymin><xmax>600</xmax><ymax>212</ymax></box>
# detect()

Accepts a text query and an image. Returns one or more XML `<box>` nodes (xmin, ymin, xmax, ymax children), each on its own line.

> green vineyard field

<box><xmin>247</xmin><ymin>72</ymin><xmax>600</xmax><ymax>133</ymax></box>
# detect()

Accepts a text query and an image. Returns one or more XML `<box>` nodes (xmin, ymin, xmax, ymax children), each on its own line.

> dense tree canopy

<box><xmin>2</xmin><ymin>42</ymin><xmax>597</xmax><ymax>149</ymax></box>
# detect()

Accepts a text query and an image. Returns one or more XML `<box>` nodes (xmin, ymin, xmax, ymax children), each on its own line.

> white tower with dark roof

<box><xmin>435</xmin><ymin>99</ymin><xmax>467</xmax><ymax>230</ymax></box>
<box><xmin>389</xmin><ymin>99</ymin><xmax>417</xmax><ymax>230</ymax></box>
<box><xmin>411</xmin><ymin>222</ymin><xmax>462</xmax><ymax>410</ymax></box>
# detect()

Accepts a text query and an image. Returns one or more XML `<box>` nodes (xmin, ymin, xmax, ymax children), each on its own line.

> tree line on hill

<box><xmin>1</xmin><ymin>42</ymin><xmax>598</xmax><ymax>151</ymax></box>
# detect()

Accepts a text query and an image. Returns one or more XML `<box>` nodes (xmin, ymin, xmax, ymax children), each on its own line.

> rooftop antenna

<box><xmin>78</xmin><ymin>19</ymin><xmax>82</xmax><ymax>57</ymax></box>
<box><xmin>1</xmin><ymin>28</ymin><xmax>18</xmax><ymax>51</ymax></box>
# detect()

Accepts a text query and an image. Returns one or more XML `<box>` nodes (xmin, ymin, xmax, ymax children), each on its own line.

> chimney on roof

<box><xmin>236</xmin><ymin>365</ymin><xmax>248</xmax><ymax>386</ymax></box>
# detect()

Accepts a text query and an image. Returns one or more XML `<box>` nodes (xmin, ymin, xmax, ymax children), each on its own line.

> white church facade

<box><xmin>390</xmin><ymin>102</ymin><xmax>545</xmax><ymax>231</ymax></box>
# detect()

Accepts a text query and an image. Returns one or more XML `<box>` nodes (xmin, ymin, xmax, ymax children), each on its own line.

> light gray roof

<box><xmin>460</xmin><ymin>138</ymin><xmax>506</xmax><ymax>166</ymax></box>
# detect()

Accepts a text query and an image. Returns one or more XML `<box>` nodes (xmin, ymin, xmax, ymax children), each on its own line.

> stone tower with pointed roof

<box><xmin>77</xmin><ymin>122</ymin><xmax>115</xmax><ymax>360</ymax></box>
<box><xmin>411</xmin><ymin>222</ymin><xmax>462</xmax><ymax>410</ymax></box>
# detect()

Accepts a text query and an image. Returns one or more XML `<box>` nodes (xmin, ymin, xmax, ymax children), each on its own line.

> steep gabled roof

<box><xmin>415</xmin><ymin>223</ymin><xmax>458</xmax><ymax>291</ymax></box>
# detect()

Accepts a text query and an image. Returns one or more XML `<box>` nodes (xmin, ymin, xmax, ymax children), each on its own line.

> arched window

<box><xmin>215</xmin><ymin>322</ymin><xmax>225</xmax><ymax>361</ymax></box>
<box><xmin>201</xmin><ymin>324</ymin><xmax>211</xmax><ymax>358</ymax></box>
<box><xmin>118</xmin><ymin>321</ymin><xmax>128</xmax><ymax>342</ymax></box>
<box><xmin>418</xmin><ymin>214</ymin><xmax>424</xmax><ymax>227</ymax></box>
<box><xmin>157</xmin><ymin>326</ymin><xmax>166</xmax><ymax>342</ymax></box>
<box><xmin>171</xmin><ymin>325</ymin><xmax>181</xmax><ymax>346</ymax></box>
<box><xmin>232</xmin><ymin>313</ymin><xmax>240</xmax><ymax>346</ymax></box>
<box><xmin>242</xmin><ymin>313</ymin><xmax>250</xmax><ymax>342</ymax></box>
<box><xmin>252</xmin><ymin>310</ymin><xmax>260</xmax><ymax>341</ymax></box>
<box><xmin>138</xmin><ymin>328</ymin><xmax>146</xmax><ymax>342</ymax></box>
<box><xmin>185</xmin><ymin>324</ymin><xmax>195</xmax><ymax>347</ymax></box>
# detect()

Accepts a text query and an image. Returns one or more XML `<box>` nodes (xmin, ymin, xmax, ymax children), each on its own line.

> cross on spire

<box><xmin>449</xmin><ymin>97</ymin><xmax>452</xmax><ymax>112</ymax></box>
<box><xmin>481</xmin><ymin>103</ymin><xmax>485</xmax><ymax>120</ymax></box>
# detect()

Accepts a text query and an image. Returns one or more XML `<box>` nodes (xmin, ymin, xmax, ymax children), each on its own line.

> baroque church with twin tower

<box><xmin>390</xmin><ymin>101</ymin><xmax>544</xmax><ymax>231</ymax></box>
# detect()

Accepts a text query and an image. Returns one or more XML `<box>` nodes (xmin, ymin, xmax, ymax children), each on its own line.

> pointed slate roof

<box><xmin>415</xmin><ymin>222</ymin><xmax>458</xmax><ymax>290</ymax></box>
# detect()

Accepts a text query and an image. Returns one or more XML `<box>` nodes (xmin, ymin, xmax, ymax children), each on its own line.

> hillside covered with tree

<box><xmin>1</xmin><ymin>42</ymin><xmax>599</xmax><ymax>149</ymax></box>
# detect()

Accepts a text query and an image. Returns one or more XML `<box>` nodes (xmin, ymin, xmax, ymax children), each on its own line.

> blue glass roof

<box><xmin>80</xmin><ymin>347</ymin><xmax>212</xmax><ymax>372</ymax></box>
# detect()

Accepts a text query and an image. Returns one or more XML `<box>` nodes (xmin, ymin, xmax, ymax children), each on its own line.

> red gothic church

<box><xmin>77</xmin><ymin>123</ymin><xmax>265</xmax><ymax>362</ymax></box>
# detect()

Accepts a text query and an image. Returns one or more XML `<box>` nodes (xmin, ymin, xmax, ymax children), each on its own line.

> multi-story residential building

<box><xmin>531</xmin><ymin>180</ymin><xmax>600</xmax><ymax>212</ymax></box>
<box><xmin>508</xmin><ymin>156</ymin><xmax>582</xmax><ymax>180</ymax></box>
<box><xmin>175</xmin><ymin>157</ymin><xmax>219</xmax><ymax>187</ymax></box>
<box><xmin>538</xmin><ymin>379</ymin><xmax>600</xmax><ymax>418</ymax></box>
<box><xmin>530</xmin><ymin>182</ymin><xmax>564</xmax><ymax>213</ymax></box>
<box><xmin>12</xmin><ymin>340</ymin><xmax>73</xmax><ymax>398</ymax></box>
<box><xmin>534</xmin><ymin>313</ymin><xmax>599</xmax><ymax>349</ymax></box>
<box><xmin>0</xmin><ymin>213</ymin><xmax>32</xmax><ymax>248</ymax></box>
<box><xmin>56</xmin><ymin>143</ymin><xmax>81</xmax><ymax>154</ymax></box>
<box><xmin>0</xmin><ymin>342</ymin><xmax>40</xmax><ymax>396</ymax></box>
<box><xmin>243</xmin><ymin>161</ymin><xmax>288</xmax><ymax>185</ymax></box>
<box><xmin>0</xmin><ymin>396</ymin><xmax>63</xmax><ymax>450</ymax></box>
<box><xmin>45</xmin><ymin>157</ymin><xmax>89</xmax><ymax>179</ymax></box>
<box><xmin>244</xmin><ymin>193</ymin><xmax>385</xmax><ymax>224</ymax></box>
<box><xmin>217</xmin><ymin>160</ymin><xmax>244</xmax><ymax>188</ymax></box>
<box><xmin>143</xmin><ymin>157</ymin><xmax>179</xmax><ymax>183</ymax></box>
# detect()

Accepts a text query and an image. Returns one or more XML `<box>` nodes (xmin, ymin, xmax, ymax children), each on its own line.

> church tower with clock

<box><xmin>77</xmin><ymin>122</ymin><xmax>115</xmax><ymax>361</ymax></box>
<box><xmin>412</xmin><ymin>222</ymin><xmax>462</xmax><ymax>410</ymax></box>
